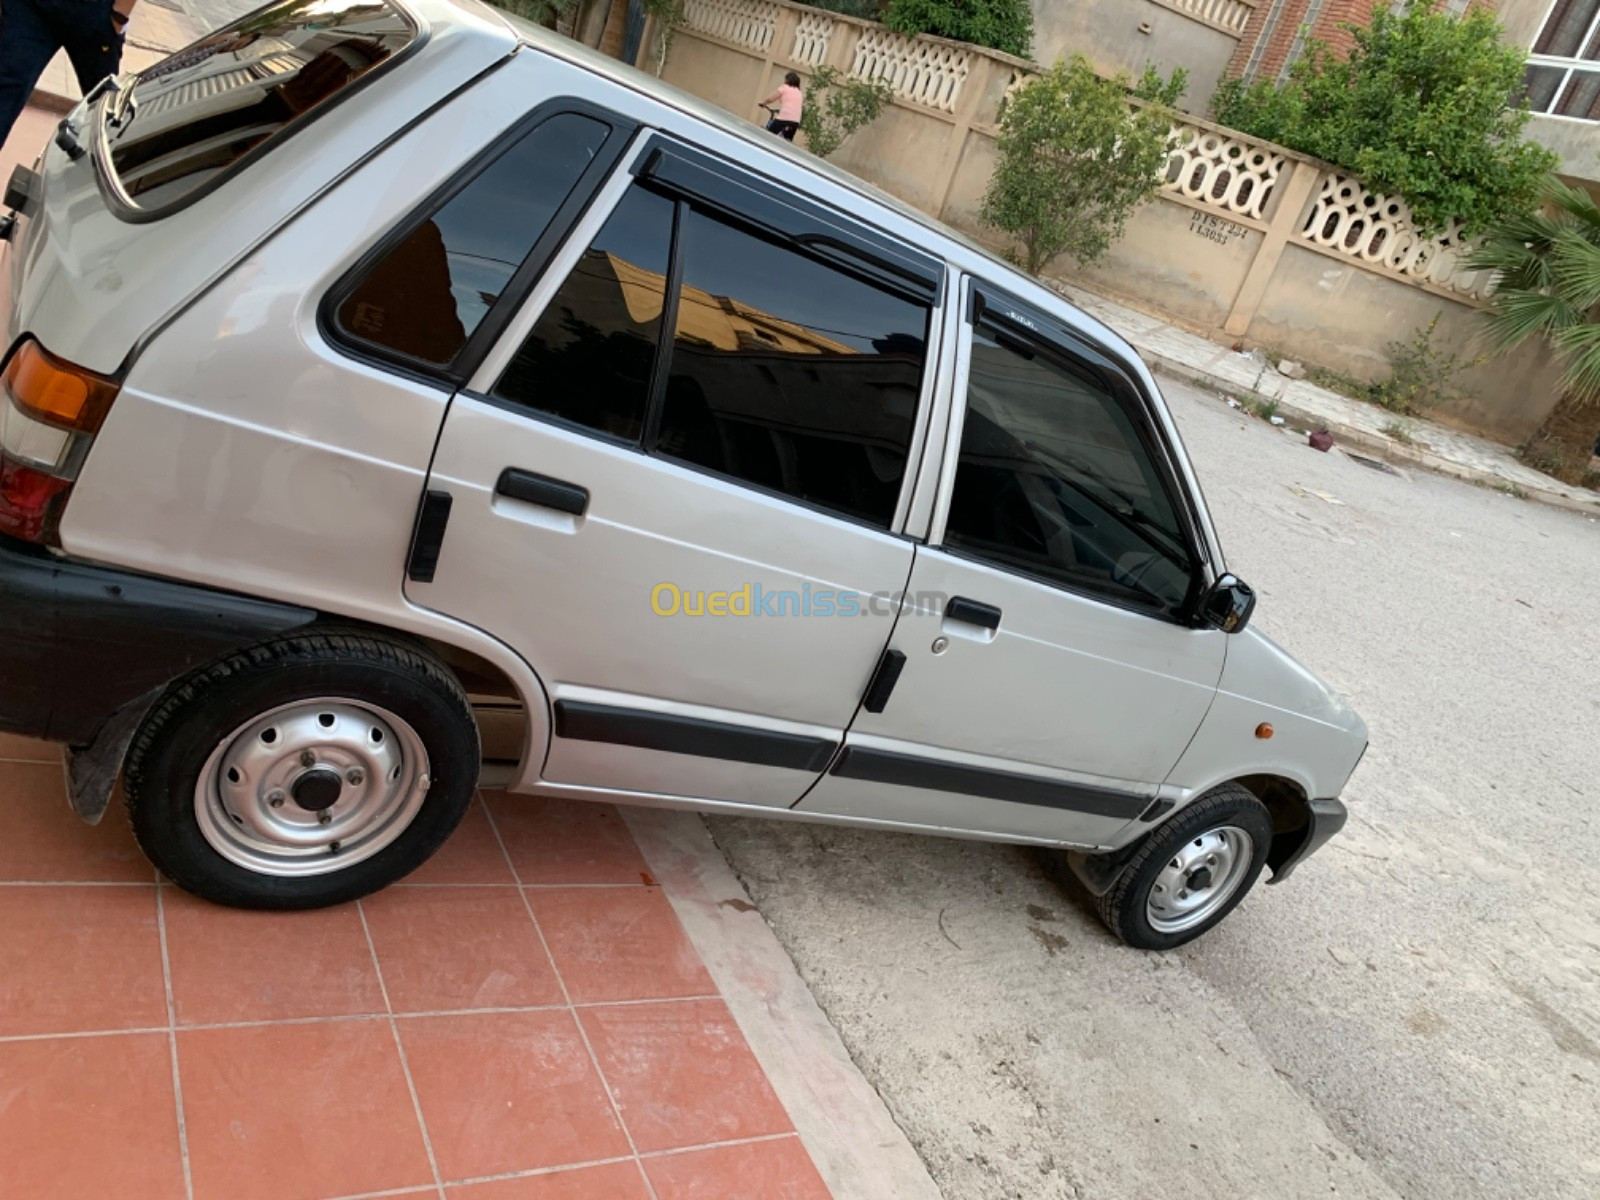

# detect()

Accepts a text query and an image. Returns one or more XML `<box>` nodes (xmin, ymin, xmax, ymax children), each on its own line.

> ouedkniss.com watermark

<box><xmin>650</xmin><ymin>583</ymin><xmax>948</xmax><ymax>617</ymax></box>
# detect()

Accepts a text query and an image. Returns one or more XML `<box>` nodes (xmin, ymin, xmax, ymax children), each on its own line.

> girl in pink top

<box><xmin>761</xmin><ymin>72</ymin><xmax>804</xmax><ymax>142</ymax></box>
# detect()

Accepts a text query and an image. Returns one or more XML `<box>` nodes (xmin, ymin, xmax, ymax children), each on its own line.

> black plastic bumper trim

<box><xmin>552</xmin><ymin>699</ymin><xmax>837</xmax><ymax>773</ymax></box>
<box><xmin>0</xmin><ymin>535</ymin><xmax>317</xmax><ymax>744</ymax></box>
<box><xmin>1268</xmin><ymin>797</ymin><xmax>1349</xmax><ymax>883</ymax></box>
<box><xmin>829</xmin><ymin>745</ymin><xmax>1151</xmax><ymax>819</ymax></box>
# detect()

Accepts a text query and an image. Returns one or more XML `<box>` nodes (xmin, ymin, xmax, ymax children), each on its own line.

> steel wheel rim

<box><xmin>1146</xmin><ymin>825</ymin><xmax>1254</xmax><ymax>934</ymax></box>
<box><xmin>194</xmin><ymin>698</ymin><xmax>431</xmax><ymax>878</ymax></box>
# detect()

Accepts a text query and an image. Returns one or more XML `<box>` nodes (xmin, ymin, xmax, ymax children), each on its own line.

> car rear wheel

<box><xmin>125</xmin><ymin>630</ymin><xmax>479</xmax><ymax>909</ymax></box>
<box><xmin>1093</xmin><ymin>783</ymin><xmax>1272</xmax><ymax>950</ymax></box>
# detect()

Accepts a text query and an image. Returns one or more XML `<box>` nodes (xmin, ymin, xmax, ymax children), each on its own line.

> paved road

<box><xmin>710</xmin><ymin>377</ymin><xmax>1600</xmax><ymax>1200</ymax></box>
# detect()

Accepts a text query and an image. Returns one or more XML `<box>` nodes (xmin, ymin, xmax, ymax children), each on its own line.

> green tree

<box><xmin>1469</xmin><ymin>179</ymin><xmax>1600</xmax><ymax>484</ymax></box>
<box><xmin>883</xmin><ymin>0</ymin><xmax>1033</xmax><ymax>58</ymax></box>
<box><xmin>798</xmin><ymin>66</ymin><xmax>893</xmax><ymax>159</ymax></box>
<box><xmin>981</xmin><ymin>56</ymin><xmax>1180</xmax><ymax>275</ymax></box>
<box><xmin>1211</xmin><ymin>5</ymin><xmax>1557</xmax><ymax>235</ymax></box>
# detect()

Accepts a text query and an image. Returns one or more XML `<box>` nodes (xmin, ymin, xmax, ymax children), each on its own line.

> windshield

<box><xmin>103</xmin><ymin>0</ymin><xmax>416</xmax><ymax>212</ymax></box>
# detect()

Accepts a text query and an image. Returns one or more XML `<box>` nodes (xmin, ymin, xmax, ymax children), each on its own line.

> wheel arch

<box><xmin>1232</xmin><ymin>773</ymin><xmax>1315</xmax><ymax>879</ymax></box>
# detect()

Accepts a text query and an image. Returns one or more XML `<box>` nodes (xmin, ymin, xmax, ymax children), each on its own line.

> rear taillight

<box><xmin>0</xmin><ymin>339</ymin><xmax>119</xmax><ymax>544</ymax></box>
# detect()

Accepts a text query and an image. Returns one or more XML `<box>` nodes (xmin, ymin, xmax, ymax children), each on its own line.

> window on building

<box><xmin>943</xmin><ymin>330</ymin><xmax>1197</xmax><ymax>617</ymax></box>
<box><xmin>1525</xmin><ymin>0</ymin><xmax>1600</xmax><ymax>121</ymax></box>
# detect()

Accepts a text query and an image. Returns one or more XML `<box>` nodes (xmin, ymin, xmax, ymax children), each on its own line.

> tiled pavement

<box><xmin>0</xmin><ymin>732</ymin><xmax>834</xmax><ymax>1200</ymax></box>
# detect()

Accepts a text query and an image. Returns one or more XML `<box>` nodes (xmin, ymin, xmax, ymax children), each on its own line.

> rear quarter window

<box><xmin>103</xmin><ymin>0</ymin><xmax>417</xmax><ymax>213</ymax></box>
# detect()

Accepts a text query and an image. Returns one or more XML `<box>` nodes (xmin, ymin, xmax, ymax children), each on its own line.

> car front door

<box><xmin>798</xmin><ymin>281</ymin><xmax>1227</xmax><ymax>846</ymax></box>
<box><xmin>334</xmin><ymin>122</ymin><xmax>944</xmax><ymax>806</ymax></box>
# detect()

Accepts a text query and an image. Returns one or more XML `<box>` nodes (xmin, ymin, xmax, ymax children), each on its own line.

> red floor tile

<box><xmin>0</xmin><ymin>1033</ymin><xmax>186</xmax><ymax>1200</ymax></box>
<box><xmin>580</xmin><ymin>1000</ymin><xmax>791</xmax><ymax>1154</ymax></box>
<box><xmin>162</xmin><ymin>891</ymin><xmax>384</xmax><ymax>1025</ymax></box>
<box><xmin>0</xmin><ymin>886</ymin><xmax>166</xmax><ymax>1037</ymax></box>
<box><xmin>0</xmin><ymin>732</ymin><xmax>58</xmax><ymax>763</ymax></box>
<box><xmin>362</xmin><ymin>886</ymin><xmax>563</xmax><ymax>1013</ymax></box>
<box><xmin>645</xmin><ymin>1137</ymin><xmax>832</xmax><ymax>1200</ymax></box>
<box><xmin>0</xmin><ymin>763</ymin><xmax>152</xmax><ymax>882</ymax></box>
<box><xmin>529</xmin><ymin>887</ymin><xmax>714</xmax><ymax>1004</ymax></box>
<box><xmin>485</xmin><ymin>794</ymin><xmax>652</xmax><ymax>886</ymax></box>
<box><xmin>403</xmin><ymin>799</ymin><xmax>517</xmax><ymax>885</ymax></box>
<box><xmin>400</xmin><ymin>1009</ymin><xmax>629</xmax><ymax>1181</ymax></box>
<box><xmin>178</xmin><ymin>1020</ymin><xmax>433</xmax><ymax>1200</ymax></box>
<box><xmin>448</xmin><ymin>1161</ymin><xmax>651</xmax><ymax>1199</ymax></box>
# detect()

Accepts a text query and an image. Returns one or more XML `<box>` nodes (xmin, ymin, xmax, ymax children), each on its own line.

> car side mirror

<box><xmin>1202</xmin><ymin>574</ymin><xmax>1255</xmax><ymax>633</ymax></box>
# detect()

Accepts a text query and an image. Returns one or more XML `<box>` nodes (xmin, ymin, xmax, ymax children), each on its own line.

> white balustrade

<box><xmin>850</xmin><ymin>26</ymin><xmax>971</xmax><ymax>113</ymax></box>
<box><xmin>681</xmin><ymin>0</ymin><xmax>780</xmax><ymax>54</ymax></box>
<box><xmin>791</xmin><ymin>10</ymin><xmax>834</xmax><ymax>67</ymax></box>
<box><xmin>1299</xmin><ymin>175</ymin><xmax>1496</xmax><ymax>298</ymax></box>
<box><xmin>1162</xmin><ymin>122</ymin><xmax>1282</xmax><ymax>222</ymax></box>
<box><xmin>1157</xmin><ymin>0</ymin><xmax>1256</xmax><ymax>36</ymax></box>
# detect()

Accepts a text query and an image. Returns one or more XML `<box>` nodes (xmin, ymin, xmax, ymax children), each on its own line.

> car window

<box><xmin>653</xmin><ymin>206</ymin><xmax>929</xmax><ymax>528</ymax></box>
<box><xmin>105</xmin><ymin>0</ymin><xmax>416</xmax><ymax>211</ymax></box>
<box><xmin>491</xmin><ymin>185</ymin><xmax>676</xmax><ymax>443</ymax></box>
<box><xmin>335</xmin><ymin>112</ymin><xmax>611</xmax><ymax>368</ymax></box>
<box><xmin>944</xmin><ymin>329</ymin><xmax>1196</xmax><ymax>616</ymax></box>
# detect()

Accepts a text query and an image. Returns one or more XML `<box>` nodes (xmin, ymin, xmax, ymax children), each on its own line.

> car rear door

<box><xmin>334</xmin><ymin>125</ymin><xmax>944</xmax><ymax>806</ymax></box>
<box><xmin>797</xmin><ymin>279</ymin><xmax>1227</xmax><ymax>846</ymax></box>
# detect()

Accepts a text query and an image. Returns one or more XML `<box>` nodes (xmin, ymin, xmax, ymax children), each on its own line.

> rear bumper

<box><xmin>1267</xmin><ymin>796</ymin><xmax>1349</xmax><ymax>883</ymax></box>
<box><xmin>0</xmin><ymin>534</ymin><xmax>315</xmax><ymax>745</ymax></box>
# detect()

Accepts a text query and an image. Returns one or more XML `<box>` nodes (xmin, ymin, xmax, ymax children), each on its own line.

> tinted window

<box><xmin>654</xmin><ymin>208</ymin><xmax>929</xmax><ymax>527</ymax></box>
<box><xmin>336</xmin><ymin>113</ymin><xmax>610</xmax><ymax>367</ymax></box>
<box><xmin>492</xmin><ymin>186</ymin><xmax>676</xmax><ymax>442</ymax></box>
<box><xmin>944</xmin><ymin>331</ymin><xmax>1195</xmax><ymax>615</ymax></box>
<box><xmin>107</xmin><ymin>0</ymin><xmax>415</xmax><ymax>210</ymax></box>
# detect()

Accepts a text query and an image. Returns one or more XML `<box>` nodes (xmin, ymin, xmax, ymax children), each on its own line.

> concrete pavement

<box><xmin>711</xmin><ymin>378</ymin><xmax>1600</xmax><ymax>1200</ymax></box>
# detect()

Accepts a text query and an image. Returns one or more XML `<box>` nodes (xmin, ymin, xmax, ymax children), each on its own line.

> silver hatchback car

<box><xmin>0</xmin><ymin>0</ymin><xmax>1365</xmax><ymax>948</ymax></box>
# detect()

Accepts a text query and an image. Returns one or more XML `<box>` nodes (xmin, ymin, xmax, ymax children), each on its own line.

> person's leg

<box><xmin>57</xmin><ymin>0</ymin><xmax>124</xmax><ymax>98</ymax></box>
<box><xmin>0</xmin><ymin>0</ymin><xmax>67</xmax><ymax>152</ymax></box>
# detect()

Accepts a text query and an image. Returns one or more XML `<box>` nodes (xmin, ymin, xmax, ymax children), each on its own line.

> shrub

<box><xmin>981</xmin><ymin>56</ymin><xmax>1180</xmax><ymax>275</ymax></box>
<box><xmin>883</xmin><ymin>0</ymin><xmax>1032</xmax><ymax>58</ymax></box>
<box><xmin>1470</xmin><ymin>177</ymin><xmax>1600</xmax><ymax>483</ymax></box>
<box><xmin>1371</xmin><ymin>314</ymin><xmax>1485</xmax><ymax>414</ymax></box>
<box><xmin>1211</xmin><ymin>6</ymin><xmax>1557</xmax><ymax>235</ymax></box>
<box><xmin>799</xmin><ymin>66</ymin><xmax>893</xmax><ymax>158</ymax></box>
<box><xmin>806</xmin><ymin>0</ymin><xmax>884</xmax><ymax>16</ymax></box>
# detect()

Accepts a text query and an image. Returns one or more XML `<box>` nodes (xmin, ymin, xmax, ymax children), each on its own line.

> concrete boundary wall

<box><xmin>645</xmin><ymin>0</ymin><xmax>1560</xmax><ymax>445</ymax></box>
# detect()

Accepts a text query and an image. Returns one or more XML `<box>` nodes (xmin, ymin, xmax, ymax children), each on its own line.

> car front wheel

<box><xmin>1093</xmin><ymin>783</ymin><xmax>1273</xmax><ymax>950</ymax></box>
<box><xmin>124</xmin><ymin>630</ymin><xmax>479</xmax><ymax>909</ymax></box>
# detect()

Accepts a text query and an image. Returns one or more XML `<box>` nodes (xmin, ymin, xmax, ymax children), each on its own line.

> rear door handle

<box><xmin>945</xmin><ymin>596</ymin><xmax>1001</xmax><ymax>630</ymax></box>
<box><xmin>495</xmin><ymin>468</ymin><xmax>589</xmax><ymax>516</ymax></box>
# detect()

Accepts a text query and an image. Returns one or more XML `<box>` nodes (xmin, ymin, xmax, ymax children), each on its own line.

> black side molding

<box><xmin>496</xmin><ymin>468</ymin><xmax>589</xmax><ymax>516</ymax></box>
<box><xmin>861</xmin><ymin>649</ymin><xmax>907</xmax><ymax>714</ymax></box>
<box><xmin>830</xmin><ymin>745</ymin><xmax>1150</xmax><ymax>819</ymax></box>
<box><xmin>945</xmin><ymin>596</ymin><xmax>1001</xmax><ymax>630</ymax></box>
<box><xmin>406</xmin><ymin>489</ymin><xmax>453</xmax><ymax>583</ymax></box>
<box><xmin>553</xmin><ymin>700</ymin><xmax>837</xmax><ymax>773</ymax></box>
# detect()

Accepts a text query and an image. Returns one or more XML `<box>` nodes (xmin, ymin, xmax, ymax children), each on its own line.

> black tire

<box><xmin>1094</xmin><ymin>783</ymin><xmax>1273</xmax><ymax>950</ymax></box>
<box><xmin>124</xmin><ymin>629</ymin><xmax>480</xmax><ymax>909</ymax></box>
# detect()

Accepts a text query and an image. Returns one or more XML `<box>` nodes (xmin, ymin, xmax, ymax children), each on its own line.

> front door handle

<box><xmin>945</xmin><ymin>596</ymin><xmax>1001</xmax><ymax>630</ymax></box>
<box><xmin>495</xmin><ymin>468</ymin><xmax>589</xmax><ymax>516</ymax></box>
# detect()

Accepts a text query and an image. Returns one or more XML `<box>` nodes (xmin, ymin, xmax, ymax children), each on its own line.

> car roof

<box><xmin>424</xmin><ymin>0</ymin><xmax>1227</xmax><ymax>571</ymax></box>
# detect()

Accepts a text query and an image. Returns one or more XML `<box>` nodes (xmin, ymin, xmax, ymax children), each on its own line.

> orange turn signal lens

<box><xmin>1</xmin><ymin>340</ymin><xmax>120</xmax><ymax>433</ymax></box>
<box><xmin>1255</xmin><ymin>722</ymin><xmax>1274</xmax><ymax>739</ymax></box>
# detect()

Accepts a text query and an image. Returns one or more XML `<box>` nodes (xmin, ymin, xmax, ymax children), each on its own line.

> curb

<box><xmin>623</xmin><ymin>807</ymin><xmax>946</xmax><ymax>1200</ymax></box>
<box><xmin>1140</xmin><ymin>350</ymin><xmax>1600</xmax><ymax>519</ymax></box>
